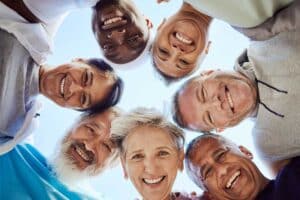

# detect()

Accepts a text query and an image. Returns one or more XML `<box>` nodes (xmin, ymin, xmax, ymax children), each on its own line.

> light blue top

<box><xmin>0</xmin><ymin>143</ymin><xmax>96</xmax><ymax>200</ymax></box>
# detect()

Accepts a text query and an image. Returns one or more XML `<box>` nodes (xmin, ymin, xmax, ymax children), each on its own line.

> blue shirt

<box><xmin>0</xmin><ymin>143</ymin><xmax>95</xmax><ymax>200</ymax></box>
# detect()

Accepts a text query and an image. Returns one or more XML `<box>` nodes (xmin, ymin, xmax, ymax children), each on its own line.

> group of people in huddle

<box><xmin>1</xmin><ymin>0</ymin><xmax>300</xmax><ymax>199</ymax></box>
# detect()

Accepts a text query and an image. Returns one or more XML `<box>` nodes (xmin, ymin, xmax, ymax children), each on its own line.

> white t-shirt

<box><xmin>184</xmin><ymin>0</ymin><xmax>293</xmax><ymax>28</ymax></box>
<box><xmin>0</xmin><ymin>0</ymin><xmax>98</xmax><ymax>64</ymax></box>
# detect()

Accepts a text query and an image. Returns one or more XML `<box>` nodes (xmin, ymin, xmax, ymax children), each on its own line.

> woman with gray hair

<box><xmin>111</xmin><ymin>107</ymin><xmax>188</xmax><ymax>200</ymax></box>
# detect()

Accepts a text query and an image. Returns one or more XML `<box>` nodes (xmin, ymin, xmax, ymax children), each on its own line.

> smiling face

<box><xmin>177</xmin><ymin>70</ymin><xmax>257</xmax><ymax>131</ymax></box>
<box><xmin>92</xmin><ymin>0</ymin><xmax>150</xmax><ymax>64</ymax></box>
<box><xmin>187</xmin><ymin>136</ymin><xmax>266</xmax><ymax>200</ymax></box>
<box><xmin>152</xmin><ymin>3</ymin><xmax>210</xmax><ymax>78</ymax></box>
<box><xmin>63</xmin><ymin>109</ymin><xmax>117</xmax><ymax>173</ymax></box>
<box><xmin>39</xmin><ymin>60</ymin><xmax>116</xmax><ymax>110</ymax></box>
<box><xmin>121</xmin><ymin>125</ymin><xmax>183</xmax><ymax>200</ymax></box>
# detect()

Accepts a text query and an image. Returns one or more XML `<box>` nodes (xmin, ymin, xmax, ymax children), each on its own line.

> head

<box><xmin>111</xmin><ymin>107</ymin><xmax>185</xmax><ymax>200</ymax></box>
<box><xmin>39</xmin><ymin>58</ymin><xmax>123</xmax><ymax>112</ymax></box>
<box><xmin>185</xmin><ymin>134</ymin><xmax>268</xmax><ymax>200</ymax></box>
<box><xmin>152</xmin><ymin>2</ymin><xmax>211</xmax><ymax>81</ymax></box>
<box><xmin>52</xmin><ymin>108</ymin><xmax>121</xmax><ymax>183</ymax></box>
<box><xmin>173</xmin><ymin>70</ymin><xmax>257</xmax><ymax>132</ymax></box>
<box><xmin>92</xmin><ymin>0</ymin><xmax>151</xmax><ymax>64</ymax></box>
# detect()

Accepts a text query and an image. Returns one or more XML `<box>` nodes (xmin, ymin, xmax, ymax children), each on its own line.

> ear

<box><xmin>204</xmin><ymin>41</ymin><xmax>212</xmax><ymax>54</ymax></box>
<box><xmin>178</xmin><ymin>149</ymin><xmax>185</xmax><ymax>171</ymax></box>
<box><xmin>157</xmin><ymin>18</ymin><xmax>166</xmax><ymax>31</ymax></box>
<box><xmin>120</xmin><ymin>156</ymin><xmax>129</xmax><ymax>179</ymax></box>
<box><xmin>238</xmin><ymin>145</ymin><xmax>253</xmax><ymax>159</ymax></box>
<box><xmin>145</xmin><ymin>18</ymin><xmax>153</xmax><ymax>29</ymax></box>
<box><xmin>200</xmin><ymin>70</ymin><xmax>215</xmax><ymax>77</ymax></box>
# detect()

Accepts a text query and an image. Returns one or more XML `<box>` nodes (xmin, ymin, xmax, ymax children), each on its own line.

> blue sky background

<box><xmin>31</xmin><ymin>0</ymin><xmax>271</xmax><ymax>199</ymax></box>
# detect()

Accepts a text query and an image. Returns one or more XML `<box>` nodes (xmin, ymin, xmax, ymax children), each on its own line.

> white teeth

<box><xmin>60</xmin><ymin>77</ymin><xmax>66</xmax><ymax>96</ymax></box>
<box><xmin>75</xmin><ymin>145</ymin><xmax>90</xmax><ymax>162</ymax></box>
<box><xmin>226</xmin><ymin>170</ymin><xmax>240</xmax><ymax>189</ymax></box>
<box><xmin>143</xmin><ymin>176</ymin><xmax>164</xmax><ymax>184</ymax></box>
<box><xmin>104</xmin><ymin>17</ymin><xmax>122</xmax><ymax>25</ymax></box>
<box><xmin>175</xmin><ymin>32</ymin><xmax>192</xmax><ymax>44</ymax></box>
<box><xmin>225</xmin><ymin>90</ymin><xmax>234</xmax><ymax>110</ymax></box>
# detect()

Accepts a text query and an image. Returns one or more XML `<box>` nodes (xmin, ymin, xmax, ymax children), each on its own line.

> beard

<box><xmin>50</xmin><ymin>140</ymin><xmax>102</xmax><ymax>187</ymax></box>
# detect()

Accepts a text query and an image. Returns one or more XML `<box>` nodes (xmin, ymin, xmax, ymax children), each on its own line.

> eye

<box><xmin>179</xmin><ymin>59</ymin><xmax>189</xmax><ymax>66</ymax></box>
<box><xmin>102</xmin><ymin>142</ymin><xmax>111</xmax><ymax>153</ymax></box>
<box><xmin>157</xmin><ymin>150</ymin><xmax>170</xmax><ymax>157</ymax></box>
<box><xmin>204</xmin><ymin>166</ymin><xmax>212</xmax><ymax>180</ymax></box>
<box><xmin>82</xmin><ymin>70</ymin><xmax>88</xmax><ymax>86</ymax></box>
<box><xmin>127</xmin><ymin>34</ymin><xmax>140</xmax><ymax>44</ymax></box>
<box><xmin>216</xmin><ymin>149</ymin><xmax>228</xmax><ymax>162</ymax></box>
<box><xmin>80</xmin><ymin>92</ymin><xmax>88</xmax><ymax>107</ymax></box>
<box><xmin>158</xmin><ymin>47</ymin><xmax>169</xmax><ymax>56</ymax></box>
<box><xmin>131</xmin><ymin>153</ymin><xmax>144</xmax><ymax>161</ymax></box>
<box><xmin>208</xmin><ymin>112</ymin><xmax>214</xmax><ymax>125</ymax></box>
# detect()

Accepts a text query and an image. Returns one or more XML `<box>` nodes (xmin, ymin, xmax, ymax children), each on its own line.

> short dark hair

<box><xmin>79</xmin><ymin>58</ymin><xmax>124</xmax><ymax>114</ymax></box>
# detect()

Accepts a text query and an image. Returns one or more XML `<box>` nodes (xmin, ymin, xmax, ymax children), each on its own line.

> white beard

<box><xmin>50</xmin><ymin>140</ymin><xmax>100</xmax><ymax>187</ymax></box>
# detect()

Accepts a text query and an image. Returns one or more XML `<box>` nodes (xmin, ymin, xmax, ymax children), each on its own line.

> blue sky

<box><xmin>32</xmin><ymin>1</ymin><xmax>271</xmax><ymax>199</ymax></box>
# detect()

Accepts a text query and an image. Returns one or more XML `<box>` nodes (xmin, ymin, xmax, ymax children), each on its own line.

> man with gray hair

<box><xmin>185</xmin><ymin>134</ymin><xmax>300</xmax><ymax>200</ymax></box>
<box><xmin>0</xmin><ymin>108</ymin><xmax>120</xmax><ymax>199</ymax></box>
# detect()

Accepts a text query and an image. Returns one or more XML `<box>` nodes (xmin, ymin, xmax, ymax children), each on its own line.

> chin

<box><xmin>50</xmin><ymin>140</ymin><xmax>102</xmax><ymax>186</ymax></box>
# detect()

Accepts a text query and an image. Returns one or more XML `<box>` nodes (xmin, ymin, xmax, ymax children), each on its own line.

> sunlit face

<box><xmin>93</xmin><ymin>0</ymin><xmax>150</xmax><ymax>64</ymax></box>
<box><xmin>152</xmin><ymin>5</ymin><xmax>209</xmax><ymax>78</ymax></box>
<box><xmin>63</xmin><ymin>109</ymin><xmax>117</xmax><ymax>172</ymax></box>
<box><xmin>122</xmin><ymin>126</ymin><xmax>183</xmax><ymax>200</ymax></box>
<box><xmin>39</xmin><ymin>60</ymin><xmax>115</xmax><ymax>109</ymax></box>
<box><xmin>177</xmin><ymin>70</ymin><xmax>257</xmax><ymax>131</ymax></box>
<box><xmin>188</xmin><ymin>137</ymin><xmax>264</xmax><ymax>200</ymax></box>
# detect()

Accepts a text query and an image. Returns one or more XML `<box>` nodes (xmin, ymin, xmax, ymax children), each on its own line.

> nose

<box><xmin>215</xmin><ymin>163</ymin><xmax>228</xmax><ymax>180</ymax></box>
<box><xmin>144</xmin><ymin>157</ymin><xmax>158</xmax><ymax>173</ymax></box>
<box><xmin>66</xmin><ymin>81</ymin><xmax>83</xmax><ymax>98</ymax></box>
<box><xmin>84</xmin><ymin>135</ymin><xmax>103</xmax><ymax>152</ymax></box>
<box><xmin>171</xmin><ymin>42</ymin><xmax>186</xmax><ymax>53</ymax></box>
<box><xmin>108</xmin><ymin>29</ymin><xmax>126</xmax><ymax>45</ymax></box>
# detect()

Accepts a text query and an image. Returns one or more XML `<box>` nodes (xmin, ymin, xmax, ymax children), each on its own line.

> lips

<box><xmin>60</xmin><ymin>75</ymin><xmax>66</xmax><ymax>97</ymax></box>
<box><xmin>70</xmin><ymin>143</ymin><xmax>95</xmax><ymax>165</ymax></box>
<box><xmin>143</xmin><ymin>176</ymin><xmax>166</xmax><ymax>185</ymax></box>
<box><xmin>225</xmin><ymin>86</ymin><xmax>234</xmax><ymax>113</ymax></box>
<box><xmin>175</xmin><ymin>32</ymin><xmax>193</xmax><ymax>45</ymax></box>
<box><xmin>102</xmin><ymin>16</ymin><xmax>127</xmax><ymax>30</ymax></box>
<box><xmin>226</xmin><ymin>170</ymin><xmax>241</xmax><ymax>189</ymax></box>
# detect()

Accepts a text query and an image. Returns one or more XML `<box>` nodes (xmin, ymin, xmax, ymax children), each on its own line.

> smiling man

<box><xmin>0</xmin><ymin>108</ymin><xmax>120</xmax><ymax>199</ymax></box>
<box><xmin>173</xmin><ymin>21</ymin><xmax>300</xmax><ymax>175</ymax></box>
<box><xmin>153</xmin><ymin>0</ymin><xmax>294</xmax><ymax>81</ymax></box>
<box><xmin>185</xmin><ymin>134</ymin><xmax>300</xmax><ymax>200</ymax></box>
<box><xmin>52</xmin><ymin>108</ymin><xmax>120</xmax><ymax>183</ymax></box>
<box><xmin>0</xmin><ymin>28</ymin><xmax>123</xmax><ymax>155</ymax></box>
<box><xmin>92</xmin><ymin>0</ymin><xmax>152</xmax><ymax>65</ymax></box>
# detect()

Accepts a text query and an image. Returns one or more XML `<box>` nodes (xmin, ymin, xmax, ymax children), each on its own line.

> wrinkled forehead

<box><xmin>189</xmin><ymin>137</ymin><xmax>224</xmax><ymax>164</ymax></box>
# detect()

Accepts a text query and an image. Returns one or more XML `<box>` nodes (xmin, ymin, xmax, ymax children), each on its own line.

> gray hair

<box><xmin>111</xmin><ymin>107</ymin><xmax>185</xmax><ymax>156</ymax></box>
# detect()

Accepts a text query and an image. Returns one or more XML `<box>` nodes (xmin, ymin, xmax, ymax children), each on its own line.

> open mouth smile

<box><xmin>174</xmin><ymin>32</ymin><xmax>193</xmax><ymax>45</ymax></box>
<box><xmin>71</xmin><ymin>143</ymin><xmax>95</xmax><ymax>164</ymax></box>
<box><xmin>143</xmin><ymin>176</ymin><xmax>166</xmax><ymax>185</ymax></box>
<box><xmin>102</xmin><ymin>16</ymin><xmax>127</xmax><ymax>30</ymax></box>
<box><xmin>60</xmin><ymin>75</ymin><xmax>66</xmax><ymax>97</ymax></box>
<box><xmin>226</xmin><ymin>170</ymin><xmax>241</xmax><ymax>189</ymax></box>
<box><xmin>225</xmin><ymin>86</ymin><xmax>234</xmax><ymax>113</ymax></box>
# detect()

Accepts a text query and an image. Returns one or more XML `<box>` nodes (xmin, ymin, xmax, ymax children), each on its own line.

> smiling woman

<box><xmin>111</xmin><ymin>107</ymin><xmax>185</xmax><ymax>200</ymax></box>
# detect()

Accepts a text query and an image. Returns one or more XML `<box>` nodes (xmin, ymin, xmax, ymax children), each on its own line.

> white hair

<box><xmin>111</xmin><ymin>107</ymin><xmax>185</xmax><ymax>156</ymax></box>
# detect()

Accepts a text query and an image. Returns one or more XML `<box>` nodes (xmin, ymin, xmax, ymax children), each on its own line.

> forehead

<box><xmin>190</xmin><ymin>137</ymin><xmax>224</xmax><ymax>163</ymax></box>
<box><xmin>124</xmin><ymin>125</ymin><xmax>175</xmax><ymax>152</ymax></box>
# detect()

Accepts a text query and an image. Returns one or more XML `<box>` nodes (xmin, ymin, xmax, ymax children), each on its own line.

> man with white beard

<box><xmin>0</xmin><ymin>108</ymin><xmax>120</xmax><ymax>199</ymax></box>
